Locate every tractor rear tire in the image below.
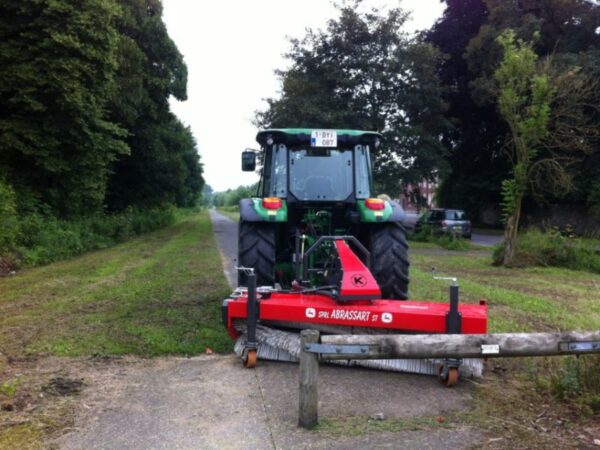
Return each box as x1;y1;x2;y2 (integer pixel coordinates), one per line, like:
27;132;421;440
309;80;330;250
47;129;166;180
370;222;410;300
238;221;276;287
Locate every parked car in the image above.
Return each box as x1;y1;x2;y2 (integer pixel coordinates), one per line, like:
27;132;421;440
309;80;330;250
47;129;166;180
415;208;472;239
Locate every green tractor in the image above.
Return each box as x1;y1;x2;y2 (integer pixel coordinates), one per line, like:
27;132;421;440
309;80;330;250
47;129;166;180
238;128;409;299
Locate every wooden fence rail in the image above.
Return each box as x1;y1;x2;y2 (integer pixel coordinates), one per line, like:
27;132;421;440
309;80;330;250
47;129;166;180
298;329;600;428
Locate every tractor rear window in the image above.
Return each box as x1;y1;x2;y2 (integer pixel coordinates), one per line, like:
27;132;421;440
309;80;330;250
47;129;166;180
289;148;353;201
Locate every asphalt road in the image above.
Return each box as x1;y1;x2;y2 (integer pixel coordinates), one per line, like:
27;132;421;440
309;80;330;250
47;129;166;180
471;233;503;247
209;209;238;288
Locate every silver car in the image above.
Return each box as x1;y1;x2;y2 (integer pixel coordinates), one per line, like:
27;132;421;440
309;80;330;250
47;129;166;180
415;208;472;239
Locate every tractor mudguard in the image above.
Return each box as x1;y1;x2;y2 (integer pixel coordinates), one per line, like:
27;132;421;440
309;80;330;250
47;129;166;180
388;200;406;222
239;199;263;222
239;198;288;222
357;199;405;223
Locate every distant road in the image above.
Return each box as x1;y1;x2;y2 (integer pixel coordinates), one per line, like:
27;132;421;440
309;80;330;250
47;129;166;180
402;212;420;231
471;233;503;247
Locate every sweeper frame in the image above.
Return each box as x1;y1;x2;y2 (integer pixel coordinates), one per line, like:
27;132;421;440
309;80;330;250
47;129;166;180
222;235;488;385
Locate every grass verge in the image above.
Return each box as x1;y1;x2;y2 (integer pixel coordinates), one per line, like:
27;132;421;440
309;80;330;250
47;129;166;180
311;245;600;446
0;211;231;357
408;244;600;446
0;211;232;447
493;228;600;274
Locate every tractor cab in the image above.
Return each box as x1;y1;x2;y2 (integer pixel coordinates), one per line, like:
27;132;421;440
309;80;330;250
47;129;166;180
244;129;381;204
238;128;408;301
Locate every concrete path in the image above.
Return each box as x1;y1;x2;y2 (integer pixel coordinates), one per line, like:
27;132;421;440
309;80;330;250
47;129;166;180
55;355;481;450
55;211;485;449
209;209;238;288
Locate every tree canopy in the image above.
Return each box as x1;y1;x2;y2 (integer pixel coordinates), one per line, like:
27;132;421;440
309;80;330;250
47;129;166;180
0;0;203;218
256;1;450;198
426;0;600;222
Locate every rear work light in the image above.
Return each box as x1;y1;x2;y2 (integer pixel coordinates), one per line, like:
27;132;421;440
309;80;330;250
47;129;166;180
262;197;283;210
365;198;385;211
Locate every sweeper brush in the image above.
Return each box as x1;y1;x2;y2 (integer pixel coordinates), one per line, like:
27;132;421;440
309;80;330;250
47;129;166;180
222;238;488;379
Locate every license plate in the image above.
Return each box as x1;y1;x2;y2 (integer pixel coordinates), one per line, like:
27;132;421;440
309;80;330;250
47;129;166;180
311;129;337;147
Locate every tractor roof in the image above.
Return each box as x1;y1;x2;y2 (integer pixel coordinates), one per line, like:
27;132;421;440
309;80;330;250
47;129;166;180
256;128;382;147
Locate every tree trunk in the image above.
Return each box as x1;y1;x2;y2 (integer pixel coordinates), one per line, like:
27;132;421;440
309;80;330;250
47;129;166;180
503;195;523;266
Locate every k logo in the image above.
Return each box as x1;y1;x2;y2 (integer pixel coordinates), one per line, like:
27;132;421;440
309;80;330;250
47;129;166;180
351;274;367;287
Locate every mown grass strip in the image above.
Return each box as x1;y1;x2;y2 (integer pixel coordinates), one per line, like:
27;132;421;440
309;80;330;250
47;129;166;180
411;250;600;332
409;249;600;332
0;211;232;358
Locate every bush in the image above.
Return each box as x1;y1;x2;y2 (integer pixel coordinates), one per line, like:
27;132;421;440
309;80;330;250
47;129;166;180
0;180;19;251
493;228;600;273
535;355;600;416
14;205;178;266
410;224;471;250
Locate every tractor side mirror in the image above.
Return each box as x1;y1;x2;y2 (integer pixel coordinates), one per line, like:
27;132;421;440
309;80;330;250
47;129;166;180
241;150;256;172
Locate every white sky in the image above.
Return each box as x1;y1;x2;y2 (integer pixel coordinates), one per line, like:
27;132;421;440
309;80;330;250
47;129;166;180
162;0;445;192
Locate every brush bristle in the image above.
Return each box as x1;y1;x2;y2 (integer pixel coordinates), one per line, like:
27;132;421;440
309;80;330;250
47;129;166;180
234;325;483;377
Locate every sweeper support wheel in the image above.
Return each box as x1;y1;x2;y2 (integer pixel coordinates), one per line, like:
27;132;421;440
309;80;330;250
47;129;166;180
242;348;257;369
438;363;459;387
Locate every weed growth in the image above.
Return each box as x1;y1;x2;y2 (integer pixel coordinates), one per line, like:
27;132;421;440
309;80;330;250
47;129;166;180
0;376;22;397
410;224;471;250
534;355;600;416
0;180;18;252
493;227;600;273
12;205;179;266
217;205;239;213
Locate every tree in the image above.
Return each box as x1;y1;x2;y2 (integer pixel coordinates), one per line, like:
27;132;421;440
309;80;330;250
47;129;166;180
495;30;554;264
256;2;450;197
0;0;203;224
0;179;18;251
427;0;600;223
0;0;128;215
106;0;203;210
425;0;510;218
202;184;214;207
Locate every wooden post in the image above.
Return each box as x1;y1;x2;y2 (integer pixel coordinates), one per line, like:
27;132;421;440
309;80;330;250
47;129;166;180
321;331;600;359
299;329;320;429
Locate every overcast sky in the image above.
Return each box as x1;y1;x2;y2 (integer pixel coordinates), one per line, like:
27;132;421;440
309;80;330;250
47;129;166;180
162;0;445;192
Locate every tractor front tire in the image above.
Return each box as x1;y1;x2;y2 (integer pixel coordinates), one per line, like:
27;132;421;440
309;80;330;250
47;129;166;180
238;221;276;287
370;223;410;300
